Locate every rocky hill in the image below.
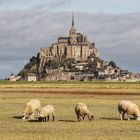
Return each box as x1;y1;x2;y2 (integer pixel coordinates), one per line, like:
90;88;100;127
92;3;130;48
18;50;133;81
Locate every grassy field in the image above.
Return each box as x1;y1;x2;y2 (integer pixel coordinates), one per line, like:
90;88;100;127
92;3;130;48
0;82;140;140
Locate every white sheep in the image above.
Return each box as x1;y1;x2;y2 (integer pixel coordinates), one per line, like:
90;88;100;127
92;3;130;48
118;100;140;121
38;105;55;122
21;99;41;120
75;103;94;121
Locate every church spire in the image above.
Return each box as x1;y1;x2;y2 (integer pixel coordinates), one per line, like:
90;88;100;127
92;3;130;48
72;13;75;26
70;12;76;31
69;13;77;44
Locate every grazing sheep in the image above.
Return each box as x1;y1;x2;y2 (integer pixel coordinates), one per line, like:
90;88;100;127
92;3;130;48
75;103;94;121
38;105;55;122
118;100;140;121
22;99;41;120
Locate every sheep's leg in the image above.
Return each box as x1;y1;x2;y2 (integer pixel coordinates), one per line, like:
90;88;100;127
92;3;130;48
37;109;40;117
34;110;36;116
87;115;91;121
120;112;124;120
82;115;85;121
136;117;140;121
30;113;35;119
127;115;131;121
44;117;47;122
77;115;81;122
39;117;42;122
52;113;55;121
47;116;50;121
120;113;123;120
122;112;125;120
52;115;55;121
43;117;46;122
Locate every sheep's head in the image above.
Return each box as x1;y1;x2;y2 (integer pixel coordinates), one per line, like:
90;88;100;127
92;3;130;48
136;114;140;121
21;105;32;119
21;112;26;120
21;112;30;120
90;115;95;121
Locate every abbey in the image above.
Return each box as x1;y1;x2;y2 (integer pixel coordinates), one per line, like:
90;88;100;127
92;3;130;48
39;14;99;72
18;14;134;81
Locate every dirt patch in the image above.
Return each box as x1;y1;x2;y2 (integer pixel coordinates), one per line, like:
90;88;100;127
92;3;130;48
1;89;140;96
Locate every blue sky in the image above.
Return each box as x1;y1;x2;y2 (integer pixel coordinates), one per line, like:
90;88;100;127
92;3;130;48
0;0;140;79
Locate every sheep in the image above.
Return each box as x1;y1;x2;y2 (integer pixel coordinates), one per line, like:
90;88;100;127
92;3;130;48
21;99;41;120
75;103;94;121
118;100;140;121
38;105;55;122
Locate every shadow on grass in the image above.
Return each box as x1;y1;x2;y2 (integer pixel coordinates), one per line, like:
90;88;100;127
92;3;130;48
13;116;22;119
101;117;138;121
13;116;41;122
28;119;40;122
100;117;120;120
100;117;137;121
28;120;57;123
58;119;76;122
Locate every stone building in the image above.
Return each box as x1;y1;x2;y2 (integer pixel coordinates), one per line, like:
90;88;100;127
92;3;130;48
25;73;37;82
39;14;99;72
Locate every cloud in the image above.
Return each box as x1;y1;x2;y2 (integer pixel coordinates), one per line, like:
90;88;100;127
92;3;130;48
32;0;140;13
0;11;140;78
0;0;140;14
49;0;67;7
0;0;70;11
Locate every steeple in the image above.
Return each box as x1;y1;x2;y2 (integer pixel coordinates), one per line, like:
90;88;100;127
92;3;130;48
69;13;77;44
70;13;76;31
72;13;75;26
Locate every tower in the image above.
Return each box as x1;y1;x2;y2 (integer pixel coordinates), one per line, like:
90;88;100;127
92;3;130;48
69;13;77;44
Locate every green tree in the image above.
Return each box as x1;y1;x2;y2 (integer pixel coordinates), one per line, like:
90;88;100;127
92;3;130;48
109;61;117;68
46;59;60;69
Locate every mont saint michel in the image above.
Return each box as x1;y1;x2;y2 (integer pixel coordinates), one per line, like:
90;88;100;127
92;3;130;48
38;14;99;73
16;15;136;82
